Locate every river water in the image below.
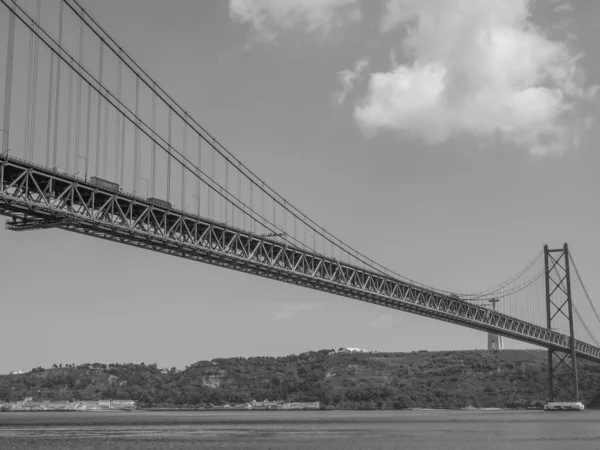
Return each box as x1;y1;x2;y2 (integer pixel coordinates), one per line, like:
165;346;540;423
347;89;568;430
0;409;599;449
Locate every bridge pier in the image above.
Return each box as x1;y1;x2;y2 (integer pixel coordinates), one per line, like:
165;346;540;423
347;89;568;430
487;298;504;351
544;244;580;403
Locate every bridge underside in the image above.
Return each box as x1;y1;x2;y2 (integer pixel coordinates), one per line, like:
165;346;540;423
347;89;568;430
2;155;600;363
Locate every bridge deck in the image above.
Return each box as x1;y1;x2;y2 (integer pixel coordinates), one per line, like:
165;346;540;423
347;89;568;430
2;155;600;363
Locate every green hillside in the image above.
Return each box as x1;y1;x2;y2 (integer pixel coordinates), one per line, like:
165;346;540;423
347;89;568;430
2;350;600;409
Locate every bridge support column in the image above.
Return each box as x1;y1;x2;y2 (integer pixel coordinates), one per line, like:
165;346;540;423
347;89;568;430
487;298;504;350
544;244;580;403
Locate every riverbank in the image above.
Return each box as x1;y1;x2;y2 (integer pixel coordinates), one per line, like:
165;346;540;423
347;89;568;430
2;350;599;410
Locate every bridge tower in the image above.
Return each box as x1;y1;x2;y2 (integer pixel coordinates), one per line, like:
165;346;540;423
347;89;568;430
544;244;579;403
487;298;504;351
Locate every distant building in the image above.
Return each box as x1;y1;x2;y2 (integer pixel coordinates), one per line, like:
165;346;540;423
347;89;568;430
109;400;136;410
337;348;369;354
249;400;320;410
281;401;320;410
9;370;26;375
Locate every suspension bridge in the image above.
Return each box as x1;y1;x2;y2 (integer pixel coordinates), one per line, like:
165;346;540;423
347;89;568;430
1;0;599;403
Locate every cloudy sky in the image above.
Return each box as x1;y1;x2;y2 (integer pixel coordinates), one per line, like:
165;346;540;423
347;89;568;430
1;0;599;373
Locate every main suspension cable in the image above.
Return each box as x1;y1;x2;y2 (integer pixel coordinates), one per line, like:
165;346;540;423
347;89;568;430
570;251;600;326
5;0;561;306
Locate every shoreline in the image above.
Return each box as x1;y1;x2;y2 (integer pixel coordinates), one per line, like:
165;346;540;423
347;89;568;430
1;406;529;413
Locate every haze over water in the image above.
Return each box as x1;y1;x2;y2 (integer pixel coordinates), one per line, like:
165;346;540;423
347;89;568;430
0;410;599;449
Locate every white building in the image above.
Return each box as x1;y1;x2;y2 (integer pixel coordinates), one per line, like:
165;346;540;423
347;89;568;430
337;348;369;354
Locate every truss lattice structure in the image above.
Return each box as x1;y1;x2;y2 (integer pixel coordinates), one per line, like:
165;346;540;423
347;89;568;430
2;155;600;363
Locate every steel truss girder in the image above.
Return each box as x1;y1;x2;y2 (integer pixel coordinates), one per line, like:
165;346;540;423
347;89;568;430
1;156;600;363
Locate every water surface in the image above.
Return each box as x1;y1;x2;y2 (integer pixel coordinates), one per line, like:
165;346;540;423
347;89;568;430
1;409;599;449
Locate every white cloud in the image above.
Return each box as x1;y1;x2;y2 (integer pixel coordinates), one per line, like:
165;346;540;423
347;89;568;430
334;58;370;104
355;0;596;155
554;3;574;14
229;0;362;42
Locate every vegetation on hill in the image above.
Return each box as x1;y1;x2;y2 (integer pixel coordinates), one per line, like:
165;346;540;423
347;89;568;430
2;350;599;409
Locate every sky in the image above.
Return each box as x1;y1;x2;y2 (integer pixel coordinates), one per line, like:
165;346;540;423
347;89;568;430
1;0;600;374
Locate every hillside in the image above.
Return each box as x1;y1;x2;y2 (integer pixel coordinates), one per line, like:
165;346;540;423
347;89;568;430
2;350;600;409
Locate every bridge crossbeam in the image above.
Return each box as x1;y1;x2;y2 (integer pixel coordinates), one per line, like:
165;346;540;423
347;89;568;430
2;155;600;363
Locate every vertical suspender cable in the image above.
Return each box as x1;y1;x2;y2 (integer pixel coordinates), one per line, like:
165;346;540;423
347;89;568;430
118;53;125;187
532;278;535;322
535;271;539;326
237;164;242;227
182;118;187;209
220;157;225;222
242;173;247;230
532;271;536;324
533;269;536;323
540;257;544;326
151;88;156;197
224;159;228;224
230;164;234;224
45;48;55;166
167;108;172;203
1;0;15;155
509;280;513;318
230;163;235;224
85;85;91;179
241;173;246;230
95;42;103;176
52;0;64;169
207;149;212;219
303;218;306;252
273;200;277;236
64;1;74;172
196;137;201;215
531;262;535;324
249;182;253;232
119;91;125;187
65;59;73;172
74;11;83;175
210;146;215;220
133;75;139;193
29;0;41;162
531;269;534;322
282;201;287;240
294;216;297;248
102;69;109;178
261;183;265;234
24;9;35;160
331;239;335;262
115;57;122;183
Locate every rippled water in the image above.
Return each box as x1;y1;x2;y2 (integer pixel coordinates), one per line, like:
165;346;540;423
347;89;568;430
1;409;599;449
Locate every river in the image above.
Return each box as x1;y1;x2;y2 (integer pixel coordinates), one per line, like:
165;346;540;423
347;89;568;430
0;409;599;449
